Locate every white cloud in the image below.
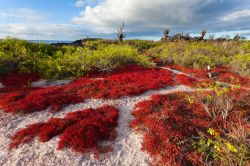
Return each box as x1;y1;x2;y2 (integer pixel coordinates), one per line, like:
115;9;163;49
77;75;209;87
16;8;47;21
0;23;87;40
0;8;47;22
219;9;250;22
72;0;220;33
74;0;102;8
75;0;86;7
0;11;8;18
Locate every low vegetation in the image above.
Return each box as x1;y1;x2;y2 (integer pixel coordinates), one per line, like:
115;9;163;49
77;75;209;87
10;105;119;157
147;40;250;76
130;86;249;165
0;38;153;79
0;38;249;80
0;66;173;113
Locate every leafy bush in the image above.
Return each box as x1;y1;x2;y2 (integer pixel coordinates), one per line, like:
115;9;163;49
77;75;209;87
84;39;111;49
10;105;119;157
0;51;16;75
0;38;65;76
36;46;86;79
188;82;245;120
0;38;154;79
83;45;154;73
1;38;249;79
124;40;158;52
229;54;250;77
147;40;246;69
195;128;249;166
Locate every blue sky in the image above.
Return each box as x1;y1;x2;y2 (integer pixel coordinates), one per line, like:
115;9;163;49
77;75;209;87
0;0;250;40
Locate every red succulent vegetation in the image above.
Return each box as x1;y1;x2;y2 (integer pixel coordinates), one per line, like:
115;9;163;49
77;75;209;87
169;65;250;88
0;66;174;114
10;105;119;157
175;74;197;86
0;73;40;93
168;65;208;79
130;93;211;165
212;67;250;87
130;87;249;165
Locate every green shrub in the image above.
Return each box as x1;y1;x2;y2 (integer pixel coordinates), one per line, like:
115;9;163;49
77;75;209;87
147;40;247;69
125;40;159;52
1;38;249;79
36;46;86;79
0;38;64;76
0;51;16;75
83;45;154;72
195;128;249;166
230;54;250;77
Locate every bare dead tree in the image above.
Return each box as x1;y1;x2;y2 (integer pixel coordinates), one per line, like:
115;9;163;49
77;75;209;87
117;22;126;42
201;29;207;40
163;29;170;39
233;34;241;41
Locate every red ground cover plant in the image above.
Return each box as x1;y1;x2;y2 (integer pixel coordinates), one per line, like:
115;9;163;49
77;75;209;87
0;66;174;114
0;73;40;93
10;105;119;157
169;65;250;87
130;93;211;165
175;74;197;87
211;67;250;87
130;88;250;165
167;65;208;79
175;74;213;88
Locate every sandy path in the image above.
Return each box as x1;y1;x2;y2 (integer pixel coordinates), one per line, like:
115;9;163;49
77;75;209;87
0;84;192;166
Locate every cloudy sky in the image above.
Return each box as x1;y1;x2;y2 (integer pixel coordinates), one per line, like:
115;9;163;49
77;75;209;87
0;0;250;40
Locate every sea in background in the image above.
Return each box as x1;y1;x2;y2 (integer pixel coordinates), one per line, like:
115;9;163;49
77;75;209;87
28;40;73;44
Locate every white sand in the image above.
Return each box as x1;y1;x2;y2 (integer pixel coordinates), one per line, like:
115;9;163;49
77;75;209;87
0;83;4;89
31;79;72;88
0;85;192;166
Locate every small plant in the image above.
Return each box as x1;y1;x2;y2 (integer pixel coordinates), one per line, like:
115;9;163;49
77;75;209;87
230;53;250;77
194;128;249;165
191;82;242;120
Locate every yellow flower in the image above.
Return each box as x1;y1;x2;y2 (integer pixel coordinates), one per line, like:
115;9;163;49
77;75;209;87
207;139;213;146
214;145;221;152
225;142;238;153
207;128;218;136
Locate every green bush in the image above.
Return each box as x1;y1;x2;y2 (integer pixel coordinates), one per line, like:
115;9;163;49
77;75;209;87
0;38;153;79
125;40;158;52
0;38;64;75
83;45;154;72
147;40;246;69
1;38;249;79
0;51;16;75
195;128;249;166
229;54;250;77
